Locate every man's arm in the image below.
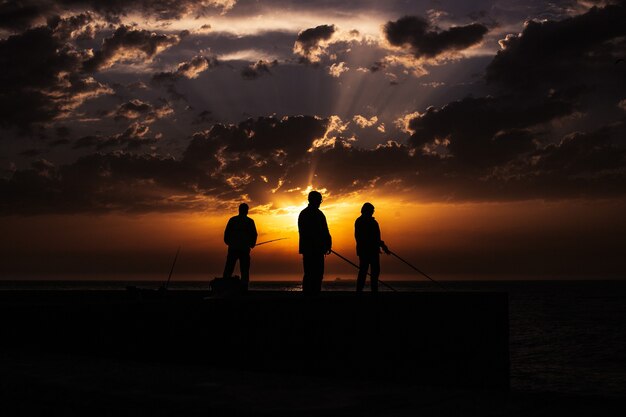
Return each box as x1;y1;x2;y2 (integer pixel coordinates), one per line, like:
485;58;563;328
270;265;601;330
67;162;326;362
223;218;232;246
322;213;332;254
376;221;391;254
250;219;258;248
354;218;363;243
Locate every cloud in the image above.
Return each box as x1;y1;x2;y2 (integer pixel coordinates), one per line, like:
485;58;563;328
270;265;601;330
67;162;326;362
112;99;173;123
19;149;45;157
47;12;101;40
368;61;386;72
176;55;219;79
1;116;329;213
73;122;156;151
328;61;349;77
293;24;336;63
113;100;153;120
100;0;238;20
83;25;183;72
0;1;237;32
353;115;378;128
3;3;626;214
486;4;626;91
383;15;488;59
531;125;626;177
192;110;214;124
241;59;278;79
0;21;112;129
0;1;51;31
152;55;219;83
406;95;574;168
3;111;625;215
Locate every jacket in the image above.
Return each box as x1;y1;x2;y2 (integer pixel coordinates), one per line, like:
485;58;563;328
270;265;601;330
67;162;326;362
224;215;258;250
355;215;383;257
298;205;332;254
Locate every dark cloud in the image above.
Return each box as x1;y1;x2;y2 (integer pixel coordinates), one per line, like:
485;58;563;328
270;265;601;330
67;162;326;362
72;122;156;151
486;4;626;91
81;0;236;21
19;149;44;157
384;15;488;58
293;24;336;63
407;94;574;169
49;138;71;147
114;99;153;120
192;110;214;124
369;61;385;72
1;116;329;213
150;55;219;102
527;123;626;177
241;59;278;79
0;1;48;31
0;154;185;214
294;139;422;197
3;112;626;214
55;126;71;138
47;12;100;40
0;21;111;129
112;99;173;122
3;2;626;215
152;55;219;84
0;1;236;31
83;25;183;72
72;135;101;149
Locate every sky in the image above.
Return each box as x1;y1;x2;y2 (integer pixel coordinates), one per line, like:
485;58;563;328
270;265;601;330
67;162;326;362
1;0;625;281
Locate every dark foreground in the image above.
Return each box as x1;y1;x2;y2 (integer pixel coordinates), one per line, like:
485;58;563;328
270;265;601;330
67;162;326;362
1;290;623;416
3;350;626;417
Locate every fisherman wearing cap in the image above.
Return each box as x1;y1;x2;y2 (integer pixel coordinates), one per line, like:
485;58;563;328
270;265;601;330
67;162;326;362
223;203;258;291
355;202;390;292
298;191;332;294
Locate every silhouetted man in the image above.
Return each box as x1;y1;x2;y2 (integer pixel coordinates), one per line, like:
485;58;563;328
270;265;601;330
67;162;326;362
298;191;332;294
355;202;390;292
223;203;258;291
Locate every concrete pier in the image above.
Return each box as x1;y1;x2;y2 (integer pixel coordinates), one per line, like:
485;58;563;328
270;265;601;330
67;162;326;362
1;291;509;389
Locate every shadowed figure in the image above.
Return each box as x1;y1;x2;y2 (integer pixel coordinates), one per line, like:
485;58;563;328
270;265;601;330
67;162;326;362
298;191;332;295
355;202;390;292
223;203;258;291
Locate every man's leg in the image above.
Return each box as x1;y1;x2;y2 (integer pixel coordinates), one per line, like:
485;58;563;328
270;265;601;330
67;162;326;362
356;256;369;292
239;250;251;291
302;253;312;294
222;248;237;278
313;253;324;293
370;254;380;292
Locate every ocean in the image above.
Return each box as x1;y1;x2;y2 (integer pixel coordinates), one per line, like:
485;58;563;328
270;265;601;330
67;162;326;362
1;279;625;397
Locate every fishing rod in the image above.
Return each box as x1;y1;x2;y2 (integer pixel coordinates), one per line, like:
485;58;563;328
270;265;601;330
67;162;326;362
330;249;397;292
255;237;288;247
163;246;181;290
388;250;448;291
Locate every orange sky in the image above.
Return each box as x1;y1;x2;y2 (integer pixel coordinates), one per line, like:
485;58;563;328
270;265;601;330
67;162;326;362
2;196;625;281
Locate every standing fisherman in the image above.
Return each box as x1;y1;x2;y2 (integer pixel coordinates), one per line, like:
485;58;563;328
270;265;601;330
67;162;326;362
223;203;258;291
298;191;332;295
355;202;390;292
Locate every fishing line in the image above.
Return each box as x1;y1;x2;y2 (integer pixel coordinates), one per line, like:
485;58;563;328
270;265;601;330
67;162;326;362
255;237;289;246
388;250;449;291
330;249;397;292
